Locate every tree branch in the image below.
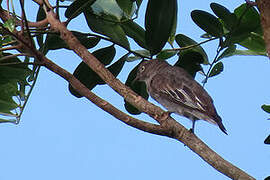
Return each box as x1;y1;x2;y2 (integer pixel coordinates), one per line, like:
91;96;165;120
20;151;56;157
0;11;168;138
257;0;270;57
0;3;256;180
44;7;255;180
42;56;170;137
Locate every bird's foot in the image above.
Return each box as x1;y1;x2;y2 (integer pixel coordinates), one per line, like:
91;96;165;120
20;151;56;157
159;111;172;125
161;111;171;119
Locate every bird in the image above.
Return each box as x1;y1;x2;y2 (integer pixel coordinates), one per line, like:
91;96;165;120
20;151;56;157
134;59;227;134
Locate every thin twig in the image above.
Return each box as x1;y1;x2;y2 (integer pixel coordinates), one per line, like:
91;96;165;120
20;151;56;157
203;47;223;86
0;3;256;180
19;0;34;48
0;53;33;61
173;37;218;51
84;32;150;59
0;61;42;66
44;8;255;180
0;45;20;51
16;66;41;124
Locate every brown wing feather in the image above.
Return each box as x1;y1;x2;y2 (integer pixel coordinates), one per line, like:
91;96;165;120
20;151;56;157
149;65;219;119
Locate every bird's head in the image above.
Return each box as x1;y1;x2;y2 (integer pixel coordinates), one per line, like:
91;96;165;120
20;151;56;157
133;59;164;83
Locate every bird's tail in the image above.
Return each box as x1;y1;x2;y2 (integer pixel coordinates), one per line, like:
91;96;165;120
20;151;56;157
215;115;228;135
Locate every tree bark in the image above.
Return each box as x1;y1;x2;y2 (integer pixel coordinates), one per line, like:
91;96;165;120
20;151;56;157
257;0;270;57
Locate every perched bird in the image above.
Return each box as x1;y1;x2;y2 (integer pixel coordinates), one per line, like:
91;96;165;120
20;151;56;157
134;59;227;134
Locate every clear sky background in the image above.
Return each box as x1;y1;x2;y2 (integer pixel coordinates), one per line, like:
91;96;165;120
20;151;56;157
0;0;269;180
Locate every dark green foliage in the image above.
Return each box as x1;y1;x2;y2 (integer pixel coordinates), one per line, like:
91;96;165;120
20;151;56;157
145;0;177;55
262;105;270;114
42;31;100;54
210;3;237;31
209;62;223;77
0;53;32;114
65;0;97;19
157;50;177;60
264;135;270;145
174;51;204;79
69;45;116;98
36;6;46;48
175;34;208;64
121;20;147;49
124;63;149;114
1;1;267;128
84;11;130;49
115;0;135;17
217;45;237;61
191;10;224;38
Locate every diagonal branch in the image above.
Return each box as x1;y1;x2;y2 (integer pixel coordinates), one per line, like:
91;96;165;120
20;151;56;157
257;0;270;57
0;3;255;180
44;8;255;180
0;16;168;138
42;55;169;137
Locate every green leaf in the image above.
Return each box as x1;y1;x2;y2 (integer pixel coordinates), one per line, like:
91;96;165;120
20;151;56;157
69;62;103;98
116;0;136;18
157;49;177;60
124;63;149;114
121;20;147;49
239;32;266;52
226;3;261;44
0;118;16;124
234;3;260;33
43;33;67;52
209;62;224;77
264;135;270;144
217;45;236;60
1;36;13;45
69;45;116;98
91;0;126;21
3;18;16;32
126;56;142;62
0;53;32;82
0;53;32;113
145;0;177;55
107;54;127;77
135;0;143;10
73;32;100;49
175;34;209;64
210;3;237;31
191;10;224;37
43;31;100;53
65;0;97;19
92;45;116;65
174;51;203;78
134;0;143;17
232;49;267;56
126;49;150;62
168;2;178;46
262;105;270;114
0;92;18;113
36;6;46;48
84;11;130;49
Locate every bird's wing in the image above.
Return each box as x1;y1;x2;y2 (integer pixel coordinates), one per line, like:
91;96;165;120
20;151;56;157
150;69;212;113
149;66;227;134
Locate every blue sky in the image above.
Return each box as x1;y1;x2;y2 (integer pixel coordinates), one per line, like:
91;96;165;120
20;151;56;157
0;0;269;180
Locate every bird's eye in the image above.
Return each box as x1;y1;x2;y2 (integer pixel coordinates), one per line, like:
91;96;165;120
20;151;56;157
140;65;145;72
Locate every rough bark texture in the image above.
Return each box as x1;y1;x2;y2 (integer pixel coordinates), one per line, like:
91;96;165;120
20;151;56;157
257;0;270;57
0;2;257;179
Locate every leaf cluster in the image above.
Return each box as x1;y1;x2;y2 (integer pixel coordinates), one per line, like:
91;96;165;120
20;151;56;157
0;1;266;123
